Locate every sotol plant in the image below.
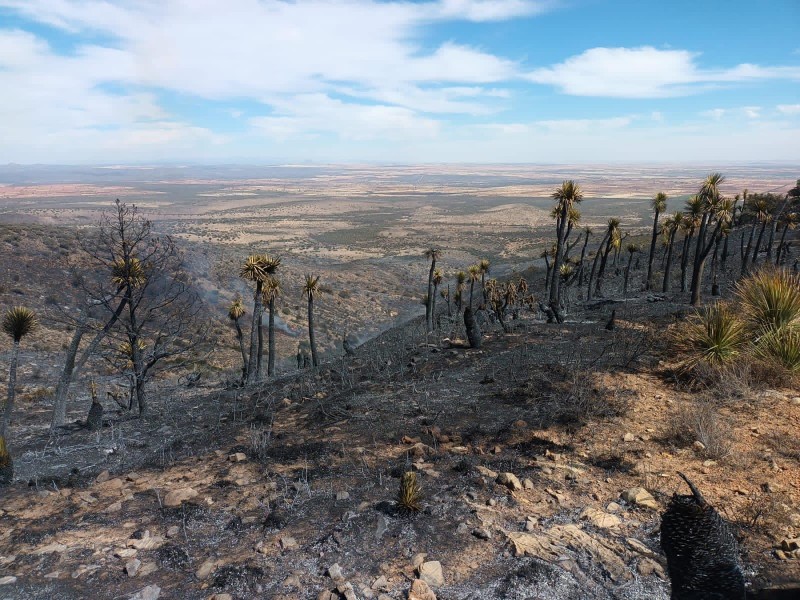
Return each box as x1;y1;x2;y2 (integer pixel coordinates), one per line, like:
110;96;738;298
397;471;422;514
674;303;746;370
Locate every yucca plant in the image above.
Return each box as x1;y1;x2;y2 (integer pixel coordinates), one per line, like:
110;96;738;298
241;254;281;383
735;269;800;335
753;328;800;372
2;306;37;439
303;274;321;367
0;435;11;484
111;256;147;288
228;295;248;378
674;303;746;370
397;471;422;514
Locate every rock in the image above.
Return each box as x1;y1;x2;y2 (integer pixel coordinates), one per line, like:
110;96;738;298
692;441;706;452
129;585;161;600
472;528;492;540
115;548;138;559
372;575;389;591
211;595;233;600
637;558;666;579
621;487;658;510
228;452;247;462
166;525;180;539
337;582;358;600
138;562;158;577
280;536;298;550
417;561;444;587
622;433;635;442
781;538;800;552
125;558;141;577
626;538;657;558
475;465;497;478
195;559;216;580
606;502;622;513
408;579;437;600
0;576;17;585
497;472;522;491
163;488;198;508
336;491;350;501
412;553;427;568
522;478;534;490
579;507;622;529
507;524;631;582
327;563;345;583
525;516;538;532
36;542;67;554
375;515;388;539
284;574;301;588
95;470;110;483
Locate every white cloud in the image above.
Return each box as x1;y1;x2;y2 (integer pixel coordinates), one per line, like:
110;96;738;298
777;104;800;115
526;47;800;98
250;94;441;142
702;108;727;120
742;106;761;119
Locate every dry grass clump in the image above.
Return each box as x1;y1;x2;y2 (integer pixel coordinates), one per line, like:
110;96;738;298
673;268;800;383
397;471;422;514
664;400;733;460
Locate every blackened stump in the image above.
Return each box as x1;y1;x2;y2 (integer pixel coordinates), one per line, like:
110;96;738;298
660;472;745;600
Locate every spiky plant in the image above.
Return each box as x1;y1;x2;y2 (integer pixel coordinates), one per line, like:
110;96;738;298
397;471;422;514
303;274;321;367
467;264;481;309
753;328;800;372
674;303;746;370
240;254;281;382
424;248;441;332
262;276;282;377
111;256;147;288
0;435;11;484
1;306;37;439
735;269;800;335
646;192;668;290
431;268;443;326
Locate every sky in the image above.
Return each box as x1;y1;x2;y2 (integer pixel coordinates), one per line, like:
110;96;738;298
1;0;799;164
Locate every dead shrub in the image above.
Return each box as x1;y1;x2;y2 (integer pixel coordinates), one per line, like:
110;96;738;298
664;399;733;460
735;488;795;535
536;370;633;429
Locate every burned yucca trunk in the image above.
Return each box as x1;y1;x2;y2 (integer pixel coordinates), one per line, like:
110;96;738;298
464;307;481;348
86;381;104;432
660;472;745;600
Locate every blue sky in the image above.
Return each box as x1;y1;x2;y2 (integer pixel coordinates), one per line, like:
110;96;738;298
1;0;799;163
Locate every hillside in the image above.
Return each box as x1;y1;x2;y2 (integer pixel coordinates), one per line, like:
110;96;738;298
1;284;798;599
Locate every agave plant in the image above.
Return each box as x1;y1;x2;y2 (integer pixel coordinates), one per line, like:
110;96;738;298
1;306;37;439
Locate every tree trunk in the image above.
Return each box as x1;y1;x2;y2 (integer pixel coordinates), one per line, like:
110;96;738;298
662;228;677;292
766;198;789;261
690;218;723;306
594;238;613;298
267;296;276;377
0;341;20;440
234;319;248;377
469;280;475;311
246;282;263;384
710;236;721;296
751;219;768;268
624;253;634;296
679;231;693;293
425;257;435;332
577;233;591;286
464;307;481;348
50;321;87;431
776;223;790;265
432;283;439;327
549;208;568;311
587;231;610;300
742;222;757;274
308;296;318;367
646;210;660;290
51;296;128;431
446;284;452;317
